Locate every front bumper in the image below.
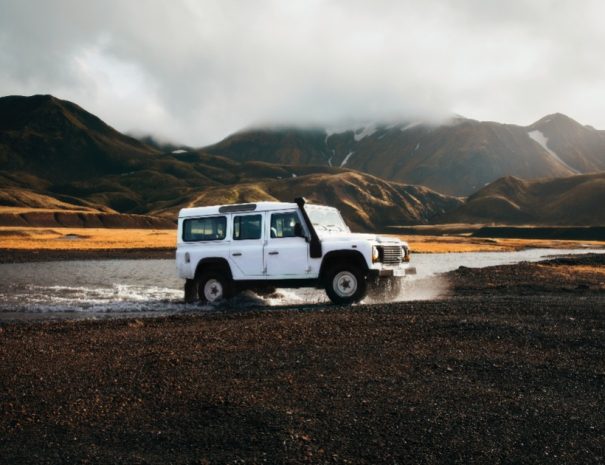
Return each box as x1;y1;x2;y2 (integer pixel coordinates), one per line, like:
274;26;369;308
369;266;417;278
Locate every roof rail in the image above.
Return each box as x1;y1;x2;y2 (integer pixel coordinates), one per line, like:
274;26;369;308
218;203;257;213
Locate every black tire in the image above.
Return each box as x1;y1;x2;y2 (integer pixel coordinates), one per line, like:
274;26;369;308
386;277;403;299
197;271;233;304
184;279;197;303
324;265;367;305
368;277;403;301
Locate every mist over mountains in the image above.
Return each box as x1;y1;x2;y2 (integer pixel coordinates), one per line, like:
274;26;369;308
1;94;604;230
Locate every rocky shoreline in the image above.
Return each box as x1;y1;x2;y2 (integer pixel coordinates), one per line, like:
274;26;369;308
1;255;604;464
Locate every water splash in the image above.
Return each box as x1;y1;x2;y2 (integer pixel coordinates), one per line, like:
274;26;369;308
1;248;602;320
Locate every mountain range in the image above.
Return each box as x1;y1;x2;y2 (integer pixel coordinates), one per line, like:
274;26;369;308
0;94;604;230
206;115;605;196
0;95;459;230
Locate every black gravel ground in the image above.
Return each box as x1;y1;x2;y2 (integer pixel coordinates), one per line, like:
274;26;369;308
1;256;604;464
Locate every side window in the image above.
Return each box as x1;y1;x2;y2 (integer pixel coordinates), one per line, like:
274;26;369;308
183;216;226;241
233;214;262;240
270;212;301;238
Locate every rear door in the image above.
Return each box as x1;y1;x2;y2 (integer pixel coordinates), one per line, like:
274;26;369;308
265;210;310;278
229;213;265;278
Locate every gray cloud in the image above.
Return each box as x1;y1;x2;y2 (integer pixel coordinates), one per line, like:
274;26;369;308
1;0;604;145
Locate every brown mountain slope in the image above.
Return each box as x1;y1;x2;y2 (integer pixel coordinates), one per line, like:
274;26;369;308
0;95;157;184
48;153;353;216
0;187;174;228
0;187;114;212
204;116;605;196
436;172;605;225
204;128;330;165
1;167;462;231
161;171;463;232
528;113;605;173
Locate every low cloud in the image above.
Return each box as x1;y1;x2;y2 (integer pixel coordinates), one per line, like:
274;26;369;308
1;0;604;146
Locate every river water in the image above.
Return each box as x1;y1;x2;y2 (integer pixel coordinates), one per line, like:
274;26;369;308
0;248;602;321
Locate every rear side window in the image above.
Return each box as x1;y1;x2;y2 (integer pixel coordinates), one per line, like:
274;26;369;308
270;212;300;238
183;216;226;241
233;214;262;240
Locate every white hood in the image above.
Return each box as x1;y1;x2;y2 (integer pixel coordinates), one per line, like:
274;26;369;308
317;230;402;245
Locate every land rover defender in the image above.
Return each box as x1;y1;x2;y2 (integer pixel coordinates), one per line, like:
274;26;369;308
176;198;416;305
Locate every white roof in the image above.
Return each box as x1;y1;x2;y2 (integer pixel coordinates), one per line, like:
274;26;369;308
179;201;297;218
178;201;336;218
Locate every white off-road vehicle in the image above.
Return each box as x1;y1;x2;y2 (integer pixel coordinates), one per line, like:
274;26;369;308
176;198;416;305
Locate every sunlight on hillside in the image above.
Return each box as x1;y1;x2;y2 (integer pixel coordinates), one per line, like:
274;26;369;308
0;227;176;250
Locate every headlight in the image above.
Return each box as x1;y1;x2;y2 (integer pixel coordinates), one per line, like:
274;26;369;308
372;246;380;263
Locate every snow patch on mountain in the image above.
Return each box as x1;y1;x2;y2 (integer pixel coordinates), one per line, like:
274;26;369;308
401;122;422;132
325;124;354;141
325;124;377;142
527;130;579;174
354;125;377;141
340;151;354;167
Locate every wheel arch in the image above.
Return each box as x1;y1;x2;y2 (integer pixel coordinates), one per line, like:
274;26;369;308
194;257;233;280
319;250;369;282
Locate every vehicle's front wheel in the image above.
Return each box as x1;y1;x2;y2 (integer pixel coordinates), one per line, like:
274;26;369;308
197;271;233;304
385;277;403;299
368;277;403;301
325;265;367;305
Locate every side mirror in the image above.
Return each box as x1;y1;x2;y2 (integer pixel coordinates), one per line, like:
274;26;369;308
294;223;304;238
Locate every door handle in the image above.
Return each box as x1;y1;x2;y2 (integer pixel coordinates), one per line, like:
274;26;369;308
232;252;242;257
268;251;279;255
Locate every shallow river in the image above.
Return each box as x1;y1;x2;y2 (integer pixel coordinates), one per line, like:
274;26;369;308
0;248;602;321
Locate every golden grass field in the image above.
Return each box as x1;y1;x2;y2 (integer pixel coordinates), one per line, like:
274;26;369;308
0;227;176;250
0;226;603;254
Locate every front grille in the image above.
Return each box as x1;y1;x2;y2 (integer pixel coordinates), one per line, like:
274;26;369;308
381;245;402;265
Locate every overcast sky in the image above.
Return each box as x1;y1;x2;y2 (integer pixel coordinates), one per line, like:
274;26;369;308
1;0;603;146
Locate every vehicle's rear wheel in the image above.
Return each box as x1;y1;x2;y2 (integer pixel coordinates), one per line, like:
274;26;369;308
184;279;197;303
197;271;233;304
325;265;367;305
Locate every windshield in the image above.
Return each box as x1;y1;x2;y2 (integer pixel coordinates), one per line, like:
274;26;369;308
306;206;349;233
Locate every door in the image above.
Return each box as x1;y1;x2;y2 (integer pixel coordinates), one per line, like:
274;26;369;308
265;210;310;278
229;213;265;278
